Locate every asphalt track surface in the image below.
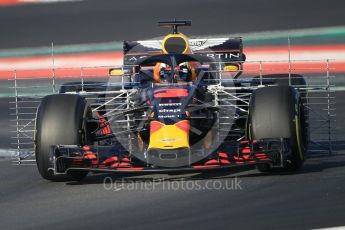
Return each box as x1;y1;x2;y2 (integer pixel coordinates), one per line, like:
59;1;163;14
1;153;345;230
1;0;345;49
0;92;344;230
1;1;345;229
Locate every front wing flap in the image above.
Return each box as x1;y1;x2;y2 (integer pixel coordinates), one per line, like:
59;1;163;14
49;140;287;175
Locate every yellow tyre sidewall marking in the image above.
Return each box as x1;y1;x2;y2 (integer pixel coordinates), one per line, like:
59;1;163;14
295;103;304;161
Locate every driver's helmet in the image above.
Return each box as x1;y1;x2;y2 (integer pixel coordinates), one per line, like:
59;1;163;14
158;63;171;83
177;62;192;82
156;62;192;83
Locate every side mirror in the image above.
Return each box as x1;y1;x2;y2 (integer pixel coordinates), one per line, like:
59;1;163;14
223;64;240;72
109;68;132;76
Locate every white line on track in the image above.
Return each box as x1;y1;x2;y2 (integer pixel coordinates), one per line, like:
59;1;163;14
208;25;345;40
314;226;345;230
0;149;17;158
19;0;83;3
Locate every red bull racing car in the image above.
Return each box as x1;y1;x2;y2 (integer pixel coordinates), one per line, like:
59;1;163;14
35;20;308;181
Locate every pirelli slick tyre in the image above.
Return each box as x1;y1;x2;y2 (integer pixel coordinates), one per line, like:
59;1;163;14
247;86;307;172
35;94;91;181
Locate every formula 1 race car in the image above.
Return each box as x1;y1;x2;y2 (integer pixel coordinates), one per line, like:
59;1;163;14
34;20;309;181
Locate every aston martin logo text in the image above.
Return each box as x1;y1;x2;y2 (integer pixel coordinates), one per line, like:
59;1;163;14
205;53;240;59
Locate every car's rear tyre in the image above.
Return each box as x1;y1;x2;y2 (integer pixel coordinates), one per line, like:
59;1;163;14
35;94;91;181
247;86;307;172
252;73;308;102
251;74;306;87
59;81;106;94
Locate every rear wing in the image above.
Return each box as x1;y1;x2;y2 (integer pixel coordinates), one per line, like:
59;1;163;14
123;37;245;65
